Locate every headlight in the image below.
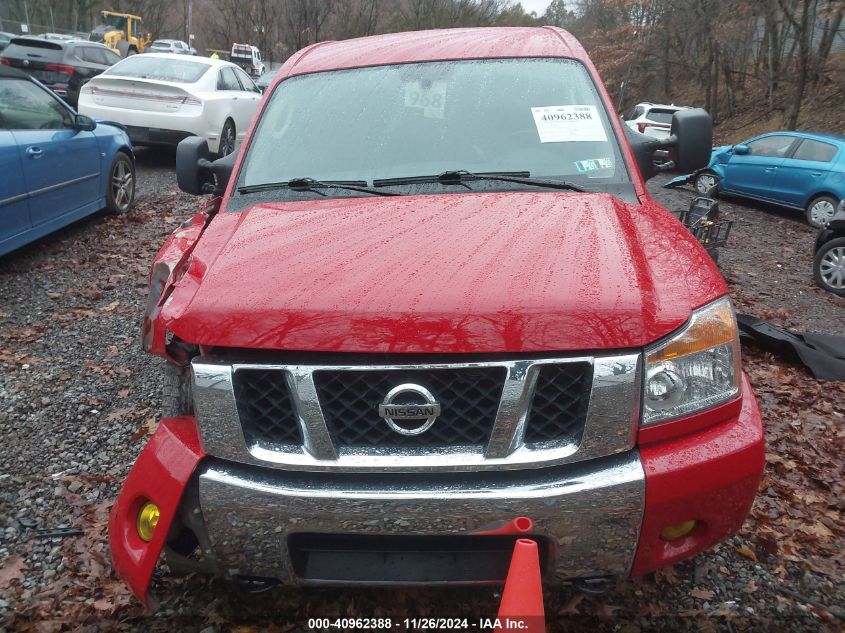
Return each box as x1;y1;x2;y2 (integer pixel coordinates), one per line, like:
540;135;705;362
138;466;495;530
643;297;741;425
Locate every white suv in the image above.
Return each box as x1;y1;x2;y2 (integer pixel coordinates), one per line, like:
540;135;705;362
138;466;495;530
622;102;689;140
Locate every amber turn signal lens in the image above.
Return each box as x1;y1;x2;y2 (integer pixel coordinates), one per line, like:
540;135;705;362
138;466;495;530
137;501;160;542
647;299;737;364
660;520;697;541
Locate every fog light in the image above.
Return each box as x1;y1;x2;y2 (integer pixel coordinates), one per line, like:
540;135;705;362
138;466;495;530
660;520;697;541
137;501;160;542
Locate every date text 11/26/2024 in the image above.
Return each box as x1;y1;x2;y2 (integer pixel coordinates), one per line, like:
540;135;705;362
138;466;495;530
306;617;536;630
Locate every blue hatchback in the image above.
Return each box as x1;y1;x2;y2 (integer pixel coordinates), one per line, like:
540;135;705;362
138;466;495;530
0;65;135;257
691;131;845;228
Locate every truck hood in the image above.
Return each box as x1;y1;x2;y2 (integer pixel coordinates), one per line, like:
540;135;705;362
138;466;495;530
166;192;727;354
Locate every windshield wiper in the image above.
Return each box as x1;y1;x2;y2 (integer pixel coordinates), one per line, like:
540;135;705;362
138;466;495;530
373;170;590;193
237;177;400;197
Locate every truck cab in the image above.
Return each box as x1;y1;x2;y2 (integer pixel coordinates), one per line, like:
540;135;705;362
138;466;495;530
230;43;265;77
111;27;764;604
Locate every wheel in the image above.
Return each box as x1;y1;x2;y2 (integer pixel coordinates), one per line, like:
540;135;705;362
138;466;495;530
218;119;236;158
805;195;838;229
106;152;135;214
694;171;720;196
813;237;845;297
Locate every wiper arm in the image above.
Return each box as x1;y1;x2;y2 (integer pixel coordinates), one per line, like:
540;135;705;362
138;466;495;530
373;171;528;187
373;170;590;193
237;177;400;197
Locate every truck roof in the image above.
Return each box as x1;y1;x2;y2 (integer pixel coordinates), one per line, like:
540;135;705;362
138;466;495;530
288;27;584;76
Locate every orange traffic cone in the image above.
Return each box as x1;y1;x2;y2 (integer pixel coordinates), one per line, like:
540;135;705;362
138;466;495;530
495;538;545;633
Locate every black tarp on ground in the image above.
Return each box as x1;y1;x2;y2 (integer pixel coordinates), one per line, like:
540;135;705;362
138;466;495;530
737;314;845;381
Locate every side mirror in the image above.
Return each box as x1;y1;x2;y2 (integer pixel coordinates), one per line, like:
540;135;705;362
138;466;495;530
668;108;713;173
624;108;713;181
733;144;750;155
75;113;97;132
176;136;236;196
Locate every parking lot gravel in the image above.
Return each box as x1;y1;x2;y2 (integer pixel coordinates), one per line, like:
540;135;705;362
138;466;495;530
0;151;843;632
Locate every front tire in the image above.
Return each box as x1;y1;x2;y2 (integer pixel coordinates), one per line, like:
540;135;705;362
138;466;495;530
218;119;236;158
106;152;135;214
694;171;720;197
805;195;837;229
813;237;845;296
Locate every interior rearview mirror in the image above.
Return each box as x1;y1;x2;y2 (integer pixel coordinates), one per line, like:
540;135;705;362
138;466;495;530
176;137;236;196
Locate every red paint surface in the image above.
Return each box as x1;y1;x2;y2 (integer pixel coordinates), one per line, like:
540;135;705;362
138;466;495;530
109;417;205;604
156;192;724;354
631;374;765;576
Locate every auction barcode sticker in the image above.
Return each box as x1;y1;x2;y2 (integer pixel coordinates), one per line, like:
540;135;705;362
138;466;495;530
403;80;447;119
531;105;607;143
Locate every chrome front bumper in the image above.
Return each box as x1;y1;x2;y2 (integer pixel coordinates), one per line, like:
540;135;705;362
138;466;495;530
196;450;645;585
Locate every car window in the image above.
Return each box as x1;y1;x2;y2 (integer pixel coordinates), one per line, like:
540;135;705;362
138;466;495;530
233;67;259;92
792;139;838;163
105;56;210;82
0;78;74;130
238;58;631;193
3;38;65;63
217;67;241;91
79;46;106;65
645;108;675;124
746;135;797;158
102;48;121;65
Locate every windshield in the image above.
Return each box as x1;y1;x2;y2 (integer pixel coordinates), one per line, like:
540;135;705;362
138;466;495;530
104;56;210;83
236;58;631;199
105;15;127;30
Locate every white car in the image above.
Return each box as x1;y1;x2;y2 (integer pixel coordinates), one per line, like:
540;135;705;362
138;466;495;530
622;102;689;140
148;39;195;55
78;53;261;156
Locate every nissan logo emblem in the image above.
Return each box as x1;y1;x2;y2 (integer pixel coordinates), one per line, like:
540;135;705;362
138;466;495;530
377;383;441;436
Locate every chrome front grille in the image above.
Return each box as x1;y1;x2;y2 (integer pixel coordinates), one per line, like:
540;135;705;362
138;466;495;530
314;368;507;447
191;353;641;473
233;369;301;447
524;363;592;444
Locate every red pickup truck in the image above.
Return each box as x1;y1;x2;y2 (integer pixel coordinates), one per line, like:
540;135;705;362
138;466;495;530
112;27;764;603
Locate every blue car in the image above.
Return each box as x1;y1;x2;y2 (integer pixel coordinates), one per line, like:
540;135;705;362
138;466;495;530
688;131;845;228
0;64;135;257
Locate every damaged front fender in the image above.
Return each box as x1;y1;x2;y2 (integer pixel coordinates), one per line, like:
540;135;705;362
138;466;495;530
142;197;220;361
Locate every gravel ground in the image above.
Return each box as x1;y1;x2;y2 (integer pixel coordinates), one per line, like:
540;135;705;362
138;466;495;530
0;154;843;632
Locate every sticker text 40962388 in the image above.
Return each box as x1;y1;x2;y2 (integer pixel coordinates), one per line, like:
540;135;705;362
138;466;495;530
530;105;607;144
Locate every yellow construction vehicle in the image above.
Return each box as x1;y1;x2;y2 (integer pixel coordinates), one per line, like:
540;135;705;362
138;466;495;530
89;11;152;57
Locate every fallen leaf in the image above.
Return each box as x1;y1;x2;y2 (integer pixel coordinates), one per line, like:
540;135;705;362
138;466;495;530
735;545;758;562
130;417;158;443
101;300;120;312
690;587;715;600
0;555;27;589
